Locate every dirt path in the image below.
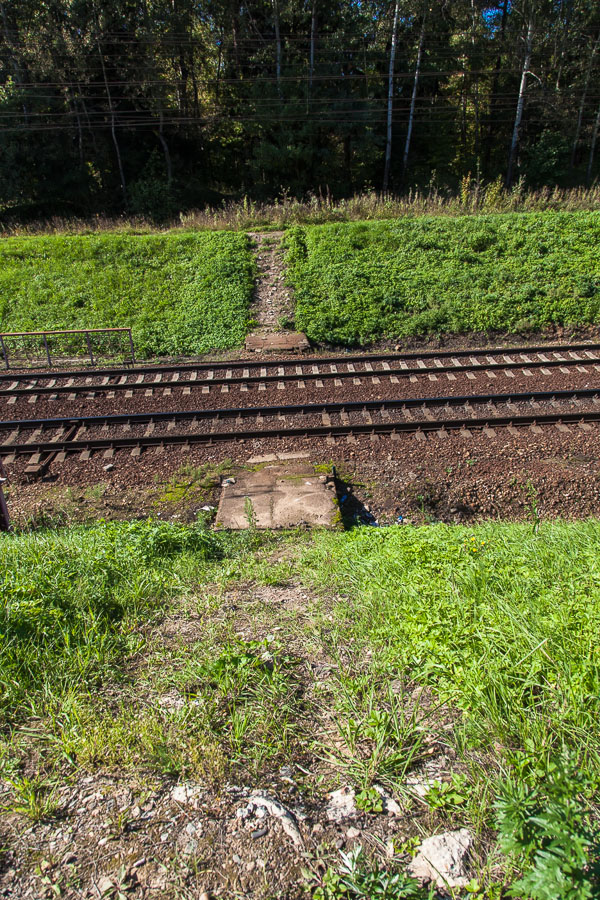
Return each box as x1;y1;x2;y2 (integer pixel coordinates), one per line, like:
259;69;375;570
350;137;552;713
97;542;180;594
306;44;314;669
248;232;294;332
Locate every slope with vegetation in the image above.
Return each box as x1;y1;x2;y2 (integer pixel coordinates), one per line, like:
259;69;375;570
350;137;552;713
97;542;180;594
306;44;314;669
1;517;600;897
285;211;600;345
0;231;256;357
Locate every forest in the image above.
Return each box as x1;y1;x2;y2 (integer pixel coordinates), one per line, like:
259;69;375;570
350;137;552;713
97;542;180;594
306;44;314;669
1;0;600;220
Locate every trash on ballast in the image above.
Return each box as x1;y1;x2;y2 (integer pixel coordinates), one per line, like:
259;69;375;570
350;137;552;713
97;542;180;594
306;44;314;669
223;477;236;485
396;514;404;524
200;505;215;511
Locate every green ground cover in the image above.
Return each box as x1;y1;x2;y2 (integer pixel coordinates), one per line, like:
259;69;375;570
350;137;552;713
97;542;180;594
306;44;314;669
2;517;600;896
285;211;600;345
0;231;255;356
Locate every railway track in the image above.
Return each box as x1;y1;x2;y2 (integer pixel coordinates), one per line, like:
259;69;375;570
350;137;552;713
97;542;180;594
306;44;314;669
2;388;600;471
2;341;600;403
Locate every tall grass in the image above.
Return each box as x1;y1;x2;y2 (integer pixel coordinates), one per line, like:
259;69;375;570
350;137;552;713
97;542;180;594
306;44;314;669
300;521;600;765
0;520;253;723
2;180;599;236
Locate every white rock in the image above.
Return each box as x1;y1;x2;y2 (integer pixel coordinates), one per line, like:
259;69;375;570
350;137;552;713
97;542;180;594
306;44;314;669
373;785;402;816
408;828;473;889
249;792;304;847
171;783;203;807
326;786;356;822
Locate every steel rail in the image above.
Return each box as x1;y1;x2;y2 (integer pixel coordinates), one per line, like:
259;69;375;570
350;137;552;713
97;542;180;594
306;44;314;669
2;410;600;457
1;387;599;435
1;340;599;383
1;353;599;399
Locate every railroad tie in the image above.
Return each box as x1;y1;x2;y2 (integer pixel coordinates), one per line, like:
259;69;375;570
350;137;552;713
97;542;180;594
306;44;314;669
346;434;356;443
221;384;229;393
154;374;162;383
459;427;473;438
483;426;496;437
190;371;198;381
136;375;144;384
226;370;232;379
321;412;331;426
183;387;191;394
28;395;38;404
126;390;133;398
428;374;438;381
381;362;391;370
26;428;42;444
446;372;456;381
295;366;302;375
554;421;570;433
258;384;266;391
163;387;172;396
521;368;533;376
417;360;426;369
390;375;399;383
103;448;114;459
329;365;337;373
530;423;543;434
240;384;249;392
277;382;285;390
414;429;426;442
353;377;361;385
372;376;381;384
466;372;476;380
334;378;342;386
243;369;250;378
362;408;373;424
145;388;153;397
504;369;515;378
409;375;418;383
486;370;497;379
436;427;449;439
171;372;180;382
297;381;306;389
316;379;324;388
347;363;356;372
261;368;267;377
145;422;155;436
340;411;350;425
579;422;593;431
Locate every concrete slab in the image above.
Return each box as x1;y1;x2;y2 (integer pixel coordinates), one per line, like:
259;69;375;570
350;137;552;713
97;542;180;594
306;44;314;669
245;332;311;352
216;464;337;529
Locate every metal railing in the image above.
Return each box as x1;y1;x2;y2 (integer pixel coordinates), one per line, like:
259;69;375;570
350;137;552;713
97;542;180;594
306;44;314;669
0;327;135;369
0;459;9;531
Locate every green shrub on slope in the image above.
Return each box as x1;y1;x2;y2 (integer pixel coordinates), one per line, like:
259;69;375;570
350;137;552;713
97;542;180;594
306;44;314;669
0;231;255;356
286;212;600;344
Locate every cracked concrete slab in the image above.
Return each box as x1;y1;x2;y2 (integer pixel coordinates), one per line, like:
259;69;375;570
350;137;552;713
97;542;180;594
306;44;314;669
216;464;337;529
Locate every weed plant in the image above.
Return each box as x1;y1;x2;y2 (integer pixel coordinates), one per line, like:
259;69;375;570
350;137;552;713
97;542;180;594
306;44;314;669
285;211;600;344
4;182;600;235
0;231;255;357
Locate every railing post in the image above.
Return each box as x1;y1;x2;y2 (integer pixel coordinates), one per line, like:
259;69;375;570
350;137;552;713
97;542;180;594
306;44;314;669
0;335;8;369
42;332;52;366
85;331;95;366
128;328;135;364
0;460;10;532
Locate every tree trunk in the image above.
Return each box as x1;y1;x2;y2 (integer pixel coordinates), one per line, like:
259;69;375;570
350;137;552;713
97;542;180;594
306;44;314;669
402;7;426;180
97;37;127;203
156;112;173;186
273;0;282;97
506;17;533;189
383;0;400;193
309;0;316;98
570;33;599;169
586;101;600;185
484;0;509;171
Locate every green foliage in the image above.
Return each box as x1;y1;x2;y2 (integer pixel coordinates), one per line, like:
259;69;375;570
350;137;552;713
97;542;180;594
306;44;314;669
0;231;255;357
300;521;600;756
496;749;600;899
307;846;433;900
425;773;469;812
286;212;600;345
0;520;254;722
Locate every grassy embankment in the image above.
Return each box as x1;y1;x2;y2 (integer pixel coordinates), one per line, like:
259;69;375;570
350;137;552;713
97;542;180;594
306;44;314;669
285;211;600;345
0;231;255;357
2;517;600;896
